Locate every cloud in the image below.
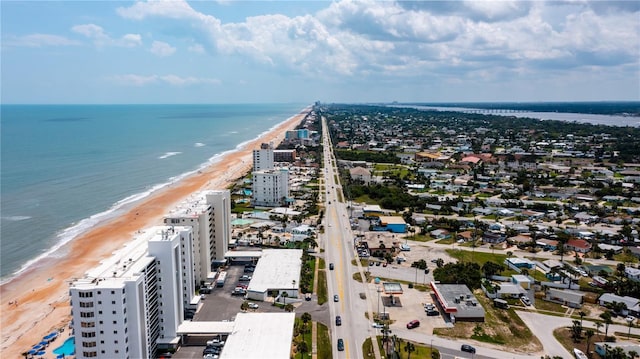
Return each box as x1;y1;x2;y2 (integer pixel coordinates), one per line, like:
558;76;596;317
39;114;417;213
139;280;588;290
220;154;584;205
150;40;176;57
109;74;220;86
72;23;142;48
4;33;81;47
114;0;639;81
188;43;205;54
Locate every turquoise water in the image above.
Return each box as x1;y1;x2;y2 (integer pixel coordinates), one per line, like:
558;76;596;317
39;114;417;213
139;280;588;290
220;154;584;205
0;104;306;281
53;336;75;356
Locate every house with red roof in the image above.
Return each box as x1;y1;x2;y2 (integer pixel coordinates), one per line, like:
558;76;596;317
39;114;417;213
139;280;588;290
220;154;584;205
565;238;592;253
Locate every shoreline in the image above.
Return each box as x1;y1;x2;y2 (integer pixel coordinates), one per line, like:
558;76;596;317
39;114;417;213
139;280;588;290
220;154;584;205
0;108;309;357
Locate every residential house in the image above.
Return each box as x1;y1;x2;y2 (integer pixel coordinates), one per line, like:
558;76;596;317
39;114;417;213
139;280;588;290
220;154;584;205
349;166;372;184
545;288;585;308
565;239;592;253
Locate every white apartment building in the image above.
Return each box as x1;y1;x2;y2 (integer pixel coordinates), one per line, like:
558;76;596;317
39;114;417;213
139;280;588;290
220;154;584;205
164;190;231;284
69;226;195;359
253;142;275;171
252;168;289;207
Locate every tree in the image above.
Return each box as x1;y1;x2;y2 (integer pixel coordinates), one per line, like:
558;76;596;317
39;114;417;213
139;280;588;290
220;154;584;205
241;301;249;311
594;321;603;335
301;312;312;343
600;311;613;338
285;303;295;312
281;292;289;306
585;328;595;358
404;341;416;359
579;310;587;327
297;341;308;358
570;320;583;342
482;261;505;278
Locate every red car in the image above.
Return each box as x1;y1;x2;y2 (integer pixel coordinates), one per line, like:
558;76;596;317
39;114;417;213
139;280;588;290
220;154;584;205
406;320;420;329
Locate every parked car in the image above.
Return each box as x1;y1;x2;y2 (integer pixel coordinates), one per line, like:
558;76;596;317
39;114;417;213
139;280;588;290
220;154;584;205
461;344;476;353
248;302;259;309
334;294;339;302
335;315;342;326
329;263;334;270
239;275;252;281
305;293;312;301
406;320;420;329
372;322;384;328
521;297;532;306
337;339;344;351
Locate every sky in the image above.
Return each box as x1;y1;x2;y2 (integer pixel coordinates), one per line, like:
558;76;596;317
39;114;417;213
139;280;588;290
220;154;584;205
1;0;639;104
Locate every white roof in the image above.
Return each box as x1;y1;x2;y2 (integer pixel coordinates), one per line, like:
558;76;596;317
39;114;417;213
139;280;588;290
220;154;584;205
248;249;302;293
176;321;236;335
220;313;295;359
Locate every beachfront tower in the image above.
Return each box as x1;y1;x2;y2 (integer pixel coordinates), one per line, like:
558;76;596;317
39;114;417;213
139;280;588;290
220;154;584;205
69;226;195;359
252;168;290;207
253;142;275;171
164;190;231;285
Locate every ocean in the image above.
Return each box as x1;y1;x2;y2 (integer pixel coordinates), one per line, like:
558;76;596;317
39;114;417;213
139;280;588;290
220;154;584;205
0;104;306;282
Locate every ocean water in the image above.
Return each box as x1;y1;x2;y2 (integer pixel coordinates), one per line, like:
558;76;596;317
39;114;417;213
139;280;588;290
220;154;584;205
0;104;306;281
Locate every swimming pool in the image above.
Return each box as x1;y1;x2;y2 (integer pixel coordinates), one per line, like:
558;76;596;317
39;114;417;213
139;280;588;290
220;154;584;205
53;336;75;356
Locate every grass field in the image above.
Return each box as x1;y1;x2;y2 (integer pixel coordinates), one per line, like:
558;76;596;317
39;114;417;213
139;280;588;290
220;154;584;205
317;270;328;305
317;322;332;359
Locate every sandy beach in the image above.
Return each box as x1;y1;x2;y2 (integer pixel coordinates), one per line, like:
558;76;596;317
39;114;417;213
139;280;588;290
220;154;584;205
0;109;308;357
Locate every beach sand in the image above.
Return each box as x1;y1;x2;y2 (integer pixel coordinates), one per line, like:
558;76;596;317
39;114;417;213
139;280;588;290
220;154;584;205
0;109;308;357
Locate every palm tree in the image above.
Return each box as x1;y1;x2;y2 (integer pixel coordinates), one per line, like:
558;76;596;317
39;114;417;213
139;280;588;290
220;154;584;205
579;310;587;327
301;312;312;344
404;341;416;359
285;303;294;312
281;292;289;306
585;329;595;358
594;321;603;335
297;341;308;358
240;301;249;312
600;311;613;338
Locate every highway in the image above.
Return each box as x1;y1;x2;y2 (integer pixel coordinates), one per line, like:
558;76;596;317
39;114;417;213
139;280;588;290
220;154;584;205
320;116;381;359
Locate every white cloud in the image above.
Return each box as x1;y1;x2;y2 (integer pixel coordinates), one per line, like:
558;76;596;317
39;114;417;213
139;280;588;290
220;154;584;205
150;40;176;57
110;74;159;86
115;0;639;81
72;23;142;48
188;43;205;54
4;33;81;47
109;74;220;86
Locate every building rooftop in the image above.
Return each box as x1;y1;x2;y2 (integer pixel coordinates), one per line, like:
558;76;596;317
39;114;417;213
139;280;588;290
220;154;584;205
219;313;295;359
248;249;302;293
430;282;485;320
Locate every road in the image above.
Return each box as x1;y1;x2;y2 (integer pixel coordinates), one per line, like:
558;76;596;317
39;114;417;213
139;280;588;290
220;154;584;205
321;116;381;359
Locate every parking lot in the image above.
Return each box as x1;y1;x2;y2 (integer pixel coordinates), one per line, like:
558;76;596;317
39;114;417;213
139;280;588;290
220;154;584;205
171;262;283;359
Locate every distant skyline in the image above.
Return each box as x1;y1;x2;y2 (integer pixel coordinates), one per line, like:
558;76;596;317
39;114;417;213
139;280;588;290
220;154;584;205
2;0;639;104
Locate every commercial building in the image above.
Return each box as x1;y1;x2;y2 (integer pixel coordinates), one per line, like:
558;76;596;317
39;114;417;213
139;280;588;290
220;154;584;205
220;313;295;359
430;282;486;322
273;149;297;163
164;190;231;284
69;226;196;359
377;216;408;233
246;249;302;301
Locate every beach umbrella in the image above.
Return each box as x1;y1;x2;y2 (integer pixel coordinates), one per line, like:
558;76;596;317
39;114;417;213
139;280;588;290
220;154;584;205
32;344;44;350
27;349;38;355
36;351;46;356
56;354;65;359
39;340;49;346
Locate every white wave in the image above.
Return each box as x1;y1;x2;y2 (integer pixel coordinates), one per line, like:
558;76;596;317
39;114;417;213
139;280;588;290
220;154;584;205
158;151;181;159
194;142;205;147
2;215;32;221
228;131;239;134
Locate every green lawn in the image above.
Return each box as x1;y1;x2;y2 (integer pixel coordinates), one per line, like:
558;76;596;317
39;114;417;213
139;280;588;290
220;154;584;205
317;323;332;359
445;249;508;266
317;270;328;305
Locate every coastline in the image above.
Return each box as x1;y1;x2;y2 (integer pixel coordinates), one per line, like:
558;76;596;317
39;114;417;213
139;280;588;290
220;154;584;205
0;108;309;357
